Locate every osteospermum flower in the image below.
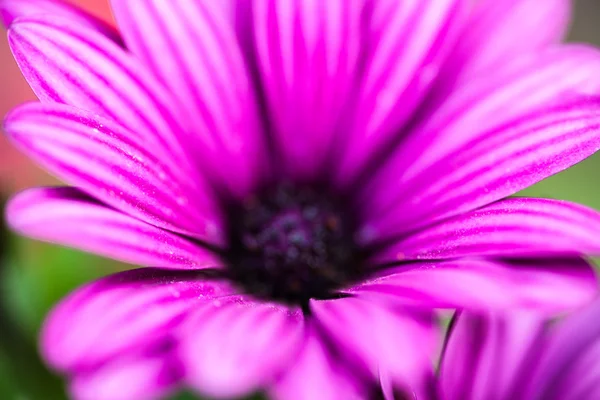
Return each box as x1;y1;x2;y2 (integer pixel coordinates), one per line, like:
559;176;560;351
4;0;600;398
438;303;600;400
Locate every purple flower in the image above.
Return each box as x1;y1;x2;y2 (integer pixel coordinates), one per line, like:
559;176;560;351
437;301;600;400
3;0;600;398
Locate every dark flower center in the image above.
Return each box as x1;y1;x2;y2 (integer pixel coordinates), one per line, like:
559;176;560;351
224;183;363;307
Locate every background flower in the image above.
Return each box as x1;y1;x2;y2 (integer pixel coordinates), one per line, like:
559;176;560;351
438;298;600;400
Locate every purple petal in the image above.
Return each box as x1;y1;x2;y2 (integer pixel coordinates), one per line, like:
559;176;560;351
373;45;600;207
5;103;221;241
69;352;181;400
363;98;600;237
350;258;596;314
446;0;570;86
270;324;365;400
7;15;196;174
383;198;600;260
527;299;600;400
336;0;469;185
440;312;547;400
532;343;600;400
41;268;233;372
311;297;438;396
110;0;266;198
554;348;600;400
249;0;365;180
6;187;219;269
0;0;122;45
180;297;304;399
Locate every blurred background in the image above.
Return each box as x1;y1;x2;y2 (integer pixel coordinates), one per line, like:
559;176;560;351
1;0;600;399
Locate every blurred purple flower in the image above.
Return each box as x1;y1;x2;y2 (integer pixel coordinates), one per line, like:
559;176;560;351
438;301;600;400
3;0;600;398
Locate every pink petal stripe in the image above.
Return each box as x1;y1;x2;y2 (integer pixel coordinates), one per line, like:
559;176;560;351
381;198;600;260
311;297;438;396
5;103;222;241
379;45;600;192
110;0;266;198
181;297;304;399
336;0;469;185
538;340;600;400
364;98;600;237
555;341;600;400
350;258;596;314
0;0;122;44
270;324;365;400
440;312;547;400
6;187;219;269
528;299;600;400
42;268;233;372
252;0;364;180
8;15;197;176
70;352;180;400
448;0;571;86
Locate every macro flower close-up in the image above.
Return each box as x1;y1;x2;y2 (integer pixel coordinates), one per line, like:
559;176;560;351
3;0;600;399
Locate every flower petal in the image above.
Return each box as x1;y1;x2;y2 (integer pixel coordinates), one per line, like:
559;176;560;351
7;14;195;173
181;297;304;399
375;45;600;201
110;0;266;198
384;198;600;259
336;0;469;184
251;0;364;180
364;98;600;237
5;103;221;241
448;0;570;85
69;350;181;400
41;268;232;372
270;324;365;400
311;297;438;396
6;187;218;269
528;299;600;400
548;341;600;400
414;0;571;119
350;258;596;314
440;312;547;400
0;0;122;45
